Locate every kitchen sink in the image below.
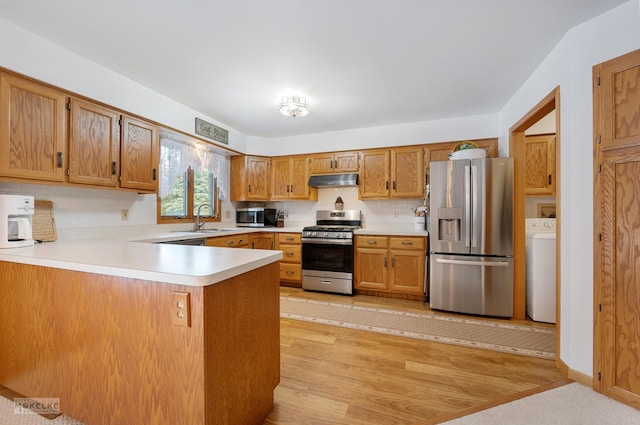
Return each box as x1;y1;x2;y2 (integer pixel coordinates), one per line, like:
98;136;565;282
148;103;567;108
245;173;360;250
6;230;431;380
171;229;225;234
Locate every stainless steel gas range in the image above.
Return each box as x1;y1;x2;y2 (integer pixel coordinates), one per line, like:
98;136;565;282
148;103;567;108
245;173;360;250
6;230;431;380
301;210;361;295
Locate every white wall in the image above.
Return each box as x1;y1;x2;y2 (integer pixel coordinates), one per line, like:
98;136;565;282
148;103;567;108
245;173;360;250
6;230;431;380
498;0;640;376
0;18;248;154
246;114;500;156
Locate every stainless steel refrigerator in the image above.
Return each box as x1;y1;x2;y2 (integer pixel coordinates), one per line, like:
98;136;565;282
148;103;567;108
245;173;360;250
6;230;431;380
429;157;514;317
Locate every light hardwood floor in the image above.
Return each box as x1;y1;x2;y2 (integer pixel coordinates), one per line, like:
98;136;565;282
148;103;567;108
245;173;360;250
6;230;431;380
264;288;564;425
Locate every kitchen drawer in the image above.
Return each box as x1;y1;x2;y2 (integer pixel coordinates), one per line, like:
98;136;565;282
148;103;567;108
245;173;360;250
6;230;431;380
279;263;301;282
389;237;426;250
279;244;301;263
356;236;388;248
206;236;250;248
277;233;301;244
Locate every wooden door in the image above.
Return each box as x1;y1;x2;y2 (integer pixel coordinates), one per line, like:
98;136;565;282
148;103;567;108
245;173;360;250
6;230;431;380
389;249;425;295
251;233;274;250
68;98;120;187
390;146;424;198
0;73;67;181
358;149;389;199
594;48;640;408
309;153;335;174
355;247;388;290
247;156;270;200
289;155;311;199
120;115;158;192
333;151;359;172
524;134;556;196
270;157;291;200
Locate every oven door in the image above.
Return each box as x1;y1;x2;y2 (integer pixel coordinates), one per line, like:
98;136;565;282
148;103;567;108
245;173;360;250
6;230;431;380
302;239;353;273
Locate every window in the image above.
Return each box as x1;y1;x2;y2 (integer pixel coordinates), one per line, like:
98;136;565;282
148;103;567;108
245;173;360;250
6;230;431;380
158;130;228;223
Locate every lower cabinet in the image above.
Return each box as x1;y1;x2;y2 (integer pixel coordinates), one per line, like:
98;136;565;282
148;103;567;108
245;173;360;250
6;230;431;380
206;234;250;248
251;232;275;249
355;235;427;298
275;233;302;287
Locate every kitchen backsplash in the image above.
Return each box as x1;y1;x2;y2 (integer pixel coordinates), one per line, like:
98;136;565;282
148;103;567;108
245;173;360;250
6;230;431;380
0;182;425;233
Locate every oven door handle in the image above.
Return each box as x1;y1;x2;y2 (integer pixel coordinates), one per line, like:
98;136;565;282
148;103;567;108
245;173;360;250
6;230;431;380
301;238;353;246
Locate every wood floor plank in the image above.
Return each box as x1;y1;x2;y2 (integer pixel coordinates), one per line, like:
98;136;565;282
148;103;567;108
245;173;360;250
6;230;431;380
265;288;565;424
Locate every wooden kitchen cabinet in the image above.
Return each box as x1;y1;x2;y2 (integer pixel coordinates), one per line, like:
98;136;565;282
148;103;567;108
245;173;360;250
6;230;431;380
119;115;159;192
206;234;250;248
251;232;275;250
359;146;424;199
355;235;426;298
230;155;271;201
275;233;302;286
0;72;67;182
68;97;121;187
309;151;359;174
271;155;317;200
524;134;556;196
425;138;498;173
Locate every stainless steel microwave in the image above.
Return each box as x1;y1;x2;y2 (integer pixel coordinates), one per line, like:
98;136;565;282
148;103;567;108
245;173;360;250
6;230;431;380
236;208;277;227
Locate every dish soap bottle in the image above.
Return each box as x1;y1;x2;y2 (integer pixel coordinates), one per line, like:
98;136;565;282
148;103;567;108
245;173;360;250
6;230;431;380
335;196;344;210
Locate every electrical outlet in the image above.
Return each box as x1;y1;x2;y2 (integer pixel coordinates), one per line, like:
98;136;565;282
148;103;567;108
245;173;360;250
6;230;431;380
172;291;191;327
225;210;231;219
121;209;129;221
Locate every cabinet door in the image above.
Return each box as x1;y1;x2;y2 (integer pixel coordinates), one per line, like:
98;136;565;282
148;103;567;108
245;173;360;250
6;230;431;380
524;134;556;196
334;151;359;172
389;249;425;295
309;153;335;174
355;247;388;290
270;157;291;200
358;149;390;199
251;233;274;250
68;98;120;187
120;115;158;192
391;146;424;198
289;156;311;199
247;156;270;200
0;74;67;181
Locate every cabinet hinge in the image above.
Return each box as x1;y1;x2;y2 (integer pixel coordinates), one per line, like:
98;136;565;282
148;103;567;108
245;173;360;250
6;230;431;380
598;134;602;144
66;168;70;176
66;101;71;110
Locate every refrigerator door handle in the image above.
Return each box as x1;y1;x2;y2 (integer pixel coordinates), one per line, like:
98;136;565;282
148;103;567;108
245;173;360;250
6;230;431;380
471;164;478;248
435;258;510;267
464;165;471;247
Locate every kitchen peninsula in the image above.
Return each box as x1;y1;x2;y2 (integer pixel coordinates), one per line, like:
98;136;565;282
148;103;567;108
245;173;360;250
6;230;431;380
0;238;282;425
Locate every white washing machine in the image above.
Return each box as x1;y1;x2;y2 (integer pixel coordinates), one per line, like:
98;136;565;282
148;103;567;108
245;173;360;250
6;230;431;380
525;218;556;323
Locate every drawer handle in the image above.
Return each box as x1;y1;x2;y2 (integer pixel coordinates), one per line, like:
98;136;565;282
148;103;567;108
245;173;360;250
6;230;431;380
227;241;234;245
285;237;294;241
286;270;295;275
401;241;413;246
367;240;377;244
285;251;294;256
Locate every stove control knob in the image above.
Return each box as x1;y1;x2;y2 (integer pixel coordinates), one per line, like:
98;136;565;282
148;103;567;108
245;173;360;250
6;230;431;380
311;232;317;237
322;232;328;237
339;233;345;238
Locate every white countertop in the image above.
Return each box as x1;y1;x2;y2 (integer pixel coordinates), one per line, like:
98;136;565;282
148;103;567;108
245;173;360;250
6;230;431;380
0;236;282;287
0;223;426;287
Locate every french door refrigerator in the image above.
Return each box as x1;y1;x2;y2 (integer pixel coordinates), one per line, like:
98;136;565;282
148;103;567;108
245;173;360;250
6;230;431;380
429;157;514;317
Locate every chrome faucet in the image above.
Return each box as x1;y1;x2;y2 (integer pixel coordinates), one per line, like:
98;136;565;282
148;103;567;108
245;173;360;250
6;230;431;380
194;203;213;231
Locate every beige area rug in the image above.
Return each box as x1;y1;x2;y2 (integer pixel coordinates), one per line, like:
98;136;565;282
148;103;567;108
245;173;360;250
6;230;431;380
439;382;640;425
280;296;556;359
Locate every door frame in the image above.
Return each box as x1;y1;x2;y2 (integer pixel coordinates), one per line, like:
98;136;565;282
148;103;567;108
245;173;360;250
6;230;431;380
508;87;561;365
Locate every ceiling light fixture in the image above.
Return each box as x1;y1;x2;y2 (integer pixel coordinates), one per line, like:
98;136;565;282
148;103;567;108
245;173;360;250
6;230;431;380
279;95;310;118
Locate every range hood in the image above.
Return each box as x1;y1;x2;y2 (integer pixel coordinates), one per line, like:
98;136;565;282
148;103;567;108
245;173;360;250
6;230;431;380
308;173;358;188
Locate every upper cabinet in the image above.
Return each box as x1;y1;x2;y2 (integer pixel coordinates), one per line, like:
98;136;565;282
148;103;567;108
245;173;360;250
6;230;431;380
68;98;121;187
309;151;359;174
0;72;67;182
271;155;317;201
119;115;158;192
231;155;271;201
425;138;499;174
359;146;424;199
524;134;556;196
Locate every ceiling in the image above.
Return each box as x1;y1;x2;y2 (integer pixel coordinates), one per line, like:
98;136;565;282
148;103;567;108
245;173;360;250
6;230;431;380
0;0;628;138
